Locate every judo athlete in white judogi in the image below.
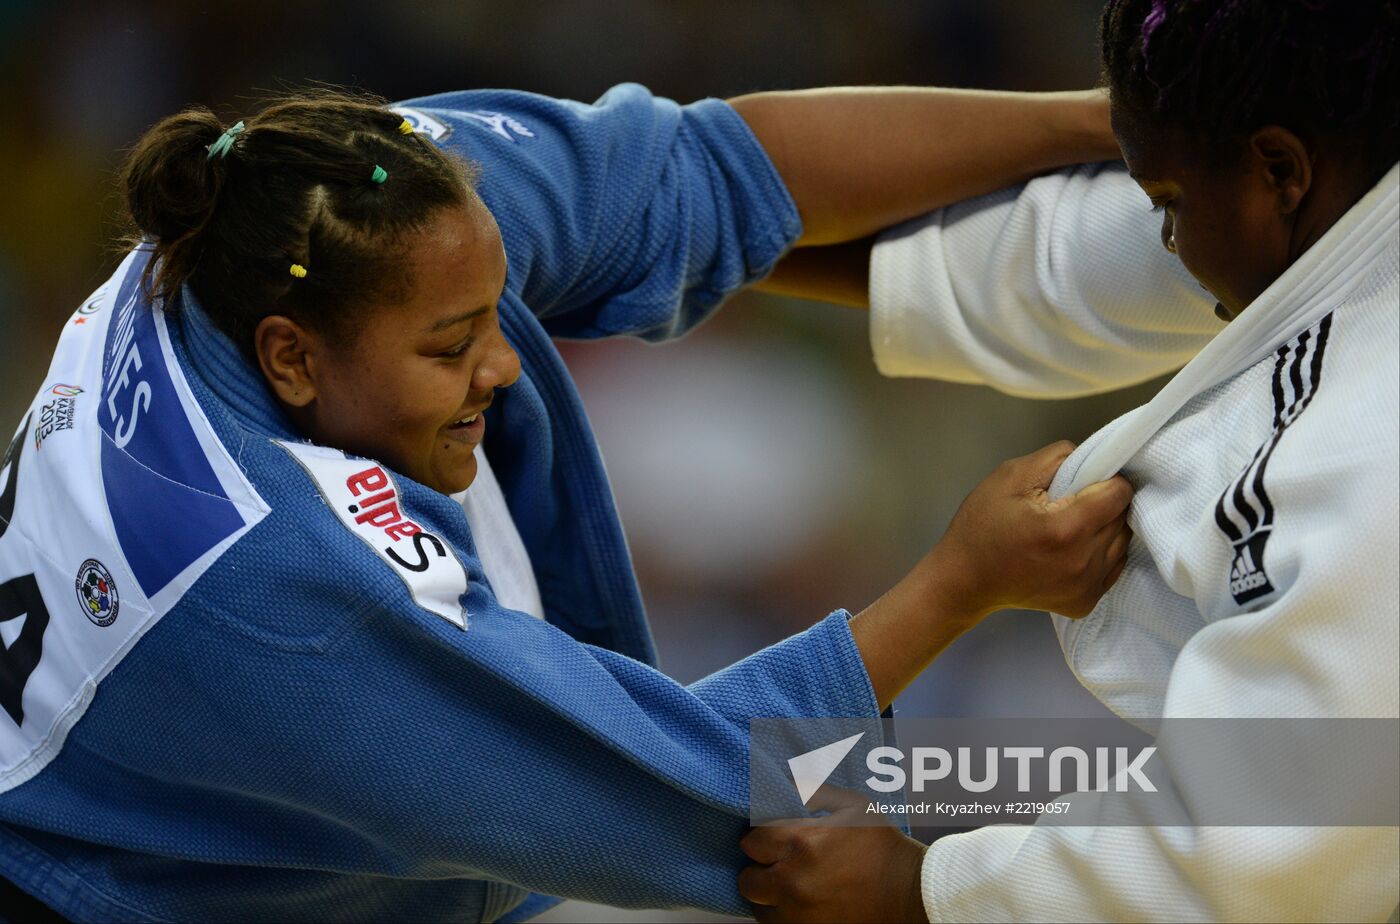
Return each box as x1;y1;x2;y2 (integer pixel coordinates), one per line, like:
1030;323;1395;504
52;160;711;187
737;1;1398;918
872;158;1399;924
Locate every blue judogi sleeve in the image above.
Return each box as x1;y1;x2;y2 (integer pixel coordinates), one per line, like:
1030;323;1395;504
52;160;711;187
396;83;803;341
29;562;878;919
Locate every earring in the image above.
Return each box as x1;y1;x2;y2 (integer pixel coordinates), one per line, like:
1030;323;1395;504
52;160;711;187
1167;232;1177;253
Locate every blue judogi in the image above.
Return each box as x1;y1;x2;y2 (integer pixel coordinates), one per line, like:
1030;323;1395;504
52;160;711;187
0;84;879;921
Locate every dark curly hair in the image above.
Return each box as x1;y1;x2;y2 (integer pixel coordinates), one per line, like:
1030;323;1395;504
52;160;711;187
1100;0;1400;173
120;88;476;351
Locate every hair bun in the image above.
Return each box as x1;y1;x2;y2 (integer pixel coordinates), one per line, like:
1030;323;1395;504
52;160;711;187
122;107;229;246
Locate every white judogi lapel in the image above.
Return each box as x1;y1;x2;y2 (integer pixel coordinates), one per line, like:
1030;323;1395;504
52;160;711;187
1052;165;1399;498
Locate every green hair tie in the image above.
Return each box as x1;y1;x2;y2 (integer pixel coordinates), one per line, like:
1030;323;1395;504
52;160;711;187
206;120;245;160
370;164;388;184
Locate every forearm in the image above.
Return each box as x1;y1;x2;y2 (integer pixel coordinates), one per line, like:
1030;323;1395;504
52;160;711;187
850;545;982;711
729;86;1117;247
754;236;872;308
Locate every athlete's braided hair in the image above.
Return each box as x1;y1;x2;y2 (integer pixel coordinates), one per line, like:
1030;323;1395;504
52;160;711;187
1101;0;1400;171
121;88;476;352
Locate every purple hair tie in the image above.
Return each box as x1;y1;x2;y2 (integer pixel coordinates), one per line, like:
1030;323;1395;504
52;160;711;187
1141;0;1171;51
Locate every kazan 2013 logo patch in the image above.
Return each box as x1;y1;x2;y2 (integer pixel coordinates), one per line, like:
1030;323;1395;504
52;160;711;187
34;384;82;451
74;559;119;627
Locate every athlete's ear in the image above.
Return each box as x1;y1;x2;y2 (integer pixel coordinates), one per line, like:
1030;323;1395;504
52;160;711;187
254;315;318;408
1248;125;1312;216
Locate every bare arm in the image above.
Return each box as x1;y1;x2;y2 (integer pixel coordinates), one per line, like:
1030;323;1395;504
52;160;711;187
728;87;1118;250
755;237;874;309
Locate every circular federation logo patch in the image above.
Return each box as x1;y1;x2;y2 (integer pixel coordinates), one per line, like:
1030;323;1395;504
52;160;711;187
75;559;119;627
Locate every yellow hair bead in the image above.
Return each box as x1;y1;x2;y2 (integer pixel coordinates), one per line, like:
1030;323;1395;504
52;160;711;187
289;264;308;279
397;118;413;136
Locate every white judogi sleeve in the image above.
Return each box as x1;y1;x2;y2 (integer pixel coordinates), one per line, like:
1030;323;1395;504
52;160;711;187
870;162;1221;398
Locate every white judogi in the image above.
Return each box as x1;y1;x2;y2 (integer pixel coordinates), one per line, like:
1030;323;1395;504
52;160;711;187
871;163;1400;923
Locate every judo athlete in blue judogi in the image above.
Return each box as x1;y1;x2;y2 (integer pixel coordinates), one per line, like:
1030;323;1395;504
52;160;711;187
0;83;1130;920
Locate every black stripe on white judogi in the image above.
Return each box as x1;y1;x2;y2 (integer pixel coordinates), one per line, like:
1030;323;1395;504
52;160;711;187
1214;312;1335;605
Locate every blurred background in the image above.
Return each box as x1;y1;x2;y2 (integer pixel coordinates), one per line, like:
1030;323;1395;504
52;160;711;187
0;2;1167;920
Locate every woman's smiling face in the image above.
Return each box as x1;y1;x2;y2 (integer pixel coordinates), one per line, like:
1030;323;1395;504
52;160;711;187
257;196;520;494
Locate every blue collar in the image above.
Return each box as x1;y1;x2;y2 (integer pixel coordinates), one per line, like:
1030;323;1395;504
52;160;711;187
171;290;300;440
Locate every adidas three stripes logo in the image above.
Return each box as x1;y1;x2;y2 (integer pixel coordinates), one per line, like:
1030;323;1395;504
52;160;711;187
1214;313;1334;607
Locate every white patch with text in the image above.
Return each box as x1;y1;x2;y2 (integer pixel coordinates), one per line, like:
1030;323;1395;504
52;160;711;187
277;441;468;629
